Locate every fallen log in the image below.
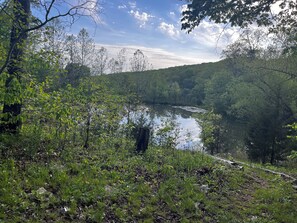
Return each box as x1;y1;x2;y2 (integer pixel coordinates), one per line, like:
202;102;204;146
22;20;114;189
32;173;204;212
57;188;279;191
212;156;297;184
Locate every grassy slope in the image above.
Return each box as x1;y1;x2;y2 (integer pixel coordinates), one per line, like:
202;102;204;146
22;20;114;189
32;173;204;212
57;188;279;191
1;144;296;223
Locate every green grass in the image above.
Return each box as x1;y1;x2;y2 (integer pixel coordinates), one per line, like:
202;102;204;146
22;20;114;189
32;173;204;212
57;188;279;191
0;143;296;222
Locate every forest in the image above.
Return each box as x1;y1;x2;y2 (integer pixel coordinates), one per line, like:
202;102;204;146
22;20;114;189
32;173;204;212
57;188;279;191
0;0;297;222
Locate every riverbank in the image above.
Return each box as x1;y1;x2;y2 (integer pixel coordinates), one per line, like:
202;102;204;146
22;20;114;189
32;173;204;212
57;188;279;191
1;144;296;222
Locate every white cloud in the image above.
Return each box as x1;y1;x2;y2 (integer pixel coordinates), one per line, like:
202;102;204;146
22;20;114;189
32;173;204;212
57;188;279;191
118;4;127;9
129;10;154;28
95;44;217;70
158;22;180;39
179;4;188;13
187;21;240;51
169;11;175;16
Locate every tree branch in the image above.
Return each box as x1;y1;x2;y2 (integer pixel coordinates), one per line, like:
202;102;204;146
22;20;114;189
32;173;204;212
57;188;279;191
257;66;297;78
0;0;100;76
0;0;9;14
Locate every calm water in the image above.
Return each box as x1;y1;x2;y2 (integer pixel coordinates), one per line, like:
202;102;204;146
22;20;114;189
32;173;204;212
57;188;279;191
128;105;206;150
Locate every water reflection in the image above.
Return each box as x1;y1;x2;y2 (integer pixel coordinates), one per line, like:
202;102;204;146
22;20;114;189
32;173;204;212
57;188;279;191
129;105;204;150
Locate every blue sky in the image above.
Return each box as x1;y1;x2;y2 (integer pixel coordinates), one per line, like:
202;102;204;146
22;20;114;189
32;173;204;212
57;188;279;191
68;0;240;69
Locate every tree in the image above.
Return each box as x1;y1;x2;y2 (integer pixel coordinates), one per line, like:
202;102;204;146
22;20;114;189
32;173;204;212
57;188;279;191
41;19;66;66
197;111;224;155
0;0;30;134
0;0;100;134
92;47;108;75
108;58;118;74
168;82;181;104
106;48;127;74
63;63;91;87
204;71;233;115
76;28;94;67
65;34;77;64
0;0;100;75
130;49;150;72
181;0;297;34
116;48;127;73
223;29;267;60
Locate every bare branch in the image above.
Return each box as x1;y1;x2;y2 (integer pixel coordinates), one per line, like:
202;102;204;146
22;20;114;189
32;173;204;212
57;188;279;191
45;0;56;21
0;0;101;76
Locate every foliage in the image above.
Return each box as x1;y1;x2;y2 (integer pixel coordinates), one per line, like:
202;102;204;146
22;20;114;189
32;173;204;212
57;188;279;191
104;61;227;106
181;0;297;34
287;150;297;160
62;63;91;88
196;111;224;155
153;119;179;149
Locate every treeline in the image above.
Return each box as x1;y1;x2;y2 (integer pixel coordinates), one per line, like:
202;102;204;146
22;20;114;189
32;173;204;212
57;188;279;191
28;20;152;84
104;61;227;105
104;29;297;164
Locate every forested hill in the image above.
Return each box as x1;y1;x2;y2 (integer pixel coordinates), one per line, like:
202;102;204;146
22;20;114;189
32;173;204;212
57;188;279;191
104;55;297;165
103;60;228;106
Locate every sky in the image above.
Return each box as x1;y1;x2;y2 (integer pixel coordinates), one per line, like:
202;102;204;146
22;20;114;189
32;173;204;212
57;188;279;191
67;0;240;69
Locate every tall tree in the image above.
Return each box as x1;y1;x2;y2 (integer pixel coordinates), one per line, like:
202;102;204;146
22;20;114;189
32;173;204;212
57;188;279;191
42;19;66;66
76;28;94;67
65;34;77;64
92;47;108;75
116;48;127;73
106;48;127;74
0;0;30;133
0;0;100;134
108;58;118;74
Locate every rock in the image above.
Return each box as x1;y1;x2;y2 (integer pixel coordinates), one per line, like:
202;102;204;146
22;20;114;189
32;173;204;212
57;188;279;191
200;184;210;193
60;206;70;214
105;185;112;193
194;202;201;209
36;187;47;195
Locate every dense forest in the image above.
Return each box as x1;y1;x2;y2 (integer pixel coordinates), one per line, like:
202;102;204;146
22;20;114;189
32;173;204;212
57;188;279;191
0;0;297;222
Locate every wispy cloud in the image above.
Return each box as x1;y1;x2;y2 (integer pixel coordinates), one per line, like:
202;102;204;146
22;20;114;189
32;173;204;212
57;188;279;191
128;1;137;9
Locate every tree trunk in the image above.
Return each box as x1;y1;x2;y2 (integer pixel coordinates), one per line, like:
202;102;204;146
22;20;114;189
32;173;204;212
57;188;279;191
84;107;91;149
0;0;30;134
135;127;150;153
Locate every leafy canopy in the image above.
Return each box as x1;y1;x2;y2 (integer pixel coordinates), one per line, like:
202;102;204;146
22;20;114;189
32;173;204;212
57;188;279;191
181;0;297;33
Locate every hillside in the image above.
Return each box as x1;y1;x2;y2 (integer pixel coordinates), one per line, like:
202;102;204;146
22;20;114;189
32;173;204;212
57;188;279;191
1;144;296;222
1;1;297;222
103;60;229;106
